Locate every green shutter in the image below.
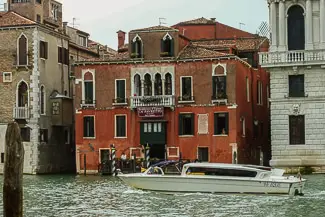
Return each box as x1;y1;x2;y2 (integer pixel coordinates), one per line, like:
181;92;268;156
190;113;195;135
179;114;183;135
90;117;94;137
225;113;229;134
212;77;216;99
85;82;93;103
170;39;174;56
83;117;87;137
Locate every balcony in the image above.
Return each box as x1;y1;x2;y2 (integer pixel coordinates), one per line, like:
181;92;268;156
130;95;175;108
259;50;325;68
80;100;96;108
212;94;228;105
178;96;195;104
13;107;29;119
112;98;128;106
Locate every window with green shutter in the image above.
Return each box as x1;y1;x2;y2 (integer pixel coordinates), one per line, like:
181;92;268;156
115;80;126;103
179;113;194;135
214;113;229;135
84;81;93;104
83;116;95;138
116;115;126;137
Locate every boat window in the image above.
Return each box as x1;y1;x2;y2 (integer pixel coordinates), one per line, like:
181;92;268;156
187;167;257;177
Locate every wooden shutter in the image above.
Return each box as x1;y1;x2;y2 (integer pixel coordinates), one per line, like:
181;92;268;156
214;113;218;135
190;113;195;135
225;113;229;134
89;117;94;137
117;80;125;99
85;82;93;103
18;35;27;65
117;116;126;137
83;117;88;137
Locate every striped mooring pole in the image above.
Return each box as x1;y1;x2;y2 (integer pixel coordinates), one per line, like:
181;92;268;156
111;145;116;176
145;144;150;168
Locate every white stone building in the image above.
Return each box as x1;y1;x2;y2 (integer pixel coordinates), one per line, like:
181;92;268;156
259;0;325;170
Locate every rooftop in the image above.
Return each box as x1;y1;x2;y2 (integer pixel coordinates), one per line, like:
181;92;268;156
175;17;216;25
0;11;35;27
130;25;178;33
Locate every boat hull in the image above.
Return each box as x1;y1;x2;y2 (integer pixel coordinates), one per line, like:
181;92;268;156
118;174;305;196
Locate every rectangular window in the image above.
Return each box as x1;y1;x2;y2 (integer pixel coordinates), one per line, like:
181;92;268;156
63;48;69;65
115;79;126;103
84;81;93;104
180;76;193;101
198;147;209;162
40;129;48;143
36;14;41;23
214;113;229;135
257;80;263;105
1;153;4;164
289;115;305;145
51;3;59;21
40;41;48;59
115;115;126;138
64;128;70;144
36;0;42;4
246;77;250;102
83;116;95;138
58;47;62;63
179;113;194;136
79;35;87;47
289;75;304;97
212;76;227;100
20;127;30;142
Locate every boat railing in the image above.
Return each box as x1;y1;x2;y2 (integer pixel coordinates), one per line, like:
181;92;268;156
144;166;165;175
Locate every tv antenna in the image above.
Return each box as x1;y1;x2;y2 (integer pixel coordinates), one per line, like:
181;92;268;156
239;22;245;30
159;18;167;26
72;17;80;28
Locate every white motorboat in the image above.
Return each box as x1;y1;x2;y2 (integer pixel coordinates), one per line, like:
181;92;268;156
118;162;306;196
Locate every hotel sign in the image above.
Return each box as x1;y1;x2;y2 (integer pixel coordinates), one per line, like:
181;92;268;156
138;107;164;118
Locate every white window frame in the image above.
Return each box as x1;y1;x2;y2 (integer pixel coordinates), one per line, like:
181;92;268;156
83;115;96;139
246;76;250;102
179;76;194;103
114;79;127;105
40;85;46;115
115;114;127;138
129;147;143;159
2;72;12;83
197;146;209;162
78;35;88;47
17;33;28;66
167;147;179;158
82;69;96;106
99;148;111;164
16;79;29;108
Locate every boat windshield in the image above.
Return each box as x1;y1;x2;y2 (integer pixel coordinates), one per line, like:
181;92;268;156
186;167;257;177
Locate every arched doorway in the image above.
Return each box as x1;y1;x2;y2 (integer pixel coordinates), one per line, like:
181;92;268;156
287;5;305;50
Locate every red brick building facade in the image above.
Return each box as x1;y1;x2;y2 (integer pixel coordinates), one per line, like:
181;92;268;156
74;18;270;174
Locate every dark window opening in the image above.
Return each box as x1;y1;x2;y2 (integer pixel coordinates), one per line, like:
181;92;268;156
20;127;30;142
238;52;257;68
144;74;152;96
154;74;162;95
289;75;304;97
131;37;143;58
116;116;126;137
83;116;95;138
18;81;28;107
58;47;62;63
161;35;174;57
179;113;194;136
289;115;305;145
84;81;94;104
36;0;42;4
40;129;48;143
288;5;305;50
180;77;192;101
40;86;45;114
214;113;229;135
253;123;259;138
212;76;227;100
164;73;172;95
198;147;209;162
18;35;27;65
40;41;48;59
115;80;126;103
36;14;41;23
1;153;4;163
134;74;142;96
64;129;70;144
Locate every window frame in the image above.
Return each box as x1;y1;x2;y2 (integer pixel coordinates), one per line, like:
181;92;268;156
288;74;305;98
17;33;28;66
114;79;126;104
257;80;263;105
214;112;229;136
3;72;12;83
289;115;305;145
179;113;195;136
83;116;95;139
179;76;194;102
40;85;46;115
197;147;209;162
115;114;127;138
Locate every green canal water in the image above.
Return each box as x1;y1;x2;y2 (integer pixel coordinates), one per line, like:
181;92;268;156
0;174;325;217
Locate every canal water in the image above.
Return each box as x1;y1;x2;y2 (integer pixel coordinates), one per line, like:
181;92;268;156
0;174;324;217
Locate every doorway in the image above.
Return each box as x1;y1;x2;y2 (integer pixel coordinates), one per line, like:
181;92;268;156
100;149;110;174
149;144;165;160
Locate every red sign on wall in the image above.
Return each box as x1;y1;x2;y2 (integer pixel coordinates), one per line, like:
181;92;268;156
137;107;164;118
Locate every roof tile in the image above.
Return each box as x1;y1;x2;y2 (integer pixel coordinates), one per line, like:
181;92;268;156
0;11;35;27
130;25;178;33
178;44;232;60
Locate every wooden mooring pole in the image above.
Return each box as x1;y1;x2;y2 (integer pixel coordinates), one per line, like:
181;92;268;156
3;122;24;217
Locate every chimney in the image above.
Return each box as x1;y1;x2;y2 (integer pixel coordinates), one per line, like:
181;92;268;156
63;22;68;35
210;18;216;22
117;30;126;49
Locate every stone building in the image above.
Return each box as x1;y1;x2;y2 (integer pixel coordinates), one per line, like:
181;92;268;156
0;0;110;174
73;18;270;174
259;0;325;171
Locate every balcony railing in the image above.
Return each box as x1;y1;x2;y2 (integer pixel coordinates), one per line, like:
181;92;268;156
13;106;29;119
80;100;96;108
178;95;195;103
112;98;128;105
259;49;325;67
130;95;175;108
212;94;228;105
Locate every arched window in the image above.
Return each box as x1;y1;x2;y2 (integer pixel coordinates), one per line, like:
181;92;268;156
212;65;227;100
161;33;174;57
131;35;143;58
18;34;28;65
144;74;152;96
165;73;172;95
154;74;162;95
134;74;142;96
287;5;305;50
83;72;94;104
40;85;45;114
18;81;28;107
